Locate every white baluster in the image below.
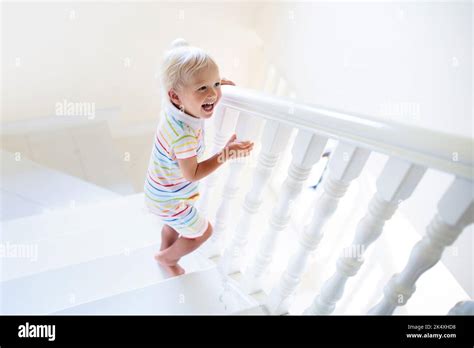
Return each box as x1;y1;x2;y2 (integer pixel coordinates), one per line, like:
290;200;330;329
265;143;371;314
198;105;239;217
199;64;279;218
448;300;474;315
219;120;294;274
241;130;328;294
203;111;263;257
368;177;473;315
304;157;426;315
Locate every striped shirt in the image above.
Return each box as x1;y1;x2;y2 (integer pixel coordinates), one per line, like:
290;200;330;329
144;99;205;216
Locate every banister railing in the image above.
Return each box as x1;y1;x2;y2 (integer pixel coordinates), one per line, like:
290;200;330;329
220;86;472;180
201;83;472;315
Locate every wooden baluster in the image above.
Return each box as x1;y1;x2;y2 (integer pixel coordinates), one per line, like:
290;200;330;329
203;111;263;257
304;157;426;315
265;143;371;314
368;177;473;315
198;105;239;217
218;71;292;272
241;130;328;294
219;120;294;274
447;300;474;315
199;64;278;218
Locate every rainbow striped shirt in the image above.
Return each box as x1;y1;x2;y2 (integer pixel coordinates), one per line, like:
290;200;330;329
144;99;205;217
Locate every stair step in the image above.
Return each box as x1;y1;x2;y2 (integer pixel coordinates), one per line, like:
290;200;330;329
0;198;163;282
1;193;146;244
0;243;214;314
0;149;120;221
1;118;134;197
232;305;269;315
53;268;259;315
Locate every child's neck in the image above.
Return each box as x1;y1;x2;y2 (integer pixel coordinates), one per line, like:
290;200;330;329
170;101;199;119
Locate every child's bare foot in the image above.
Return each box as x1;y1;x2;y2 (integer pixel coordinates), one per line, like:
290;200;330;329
161;263;185;277
154;251;177;266
154;251;185;276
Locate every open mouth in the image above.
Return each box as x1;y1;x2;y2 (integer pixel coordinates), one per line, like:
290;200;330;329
201;102;215;113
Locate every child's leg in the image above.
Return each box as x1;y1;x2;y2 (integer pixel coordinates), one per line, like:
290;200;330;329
160;224;179;251
155;224;184;276
156;223;213;266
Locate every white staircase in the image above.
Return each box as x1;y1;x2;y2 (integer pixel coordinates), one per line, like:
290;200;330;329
1;81;471;316
0;188;468;315
54;268;259;315
0;150;120;221
0;192;262;315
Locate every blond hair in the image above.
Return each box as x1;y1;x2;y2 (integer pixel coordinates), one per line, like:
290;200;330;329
160;39;218;96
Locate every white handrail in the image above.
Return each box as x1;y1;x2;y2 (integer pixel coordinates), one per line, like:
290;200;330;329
220;86;473;180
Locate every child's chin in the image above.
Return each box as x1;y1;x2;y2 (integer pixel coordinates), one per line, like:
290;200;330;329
200;109;214;118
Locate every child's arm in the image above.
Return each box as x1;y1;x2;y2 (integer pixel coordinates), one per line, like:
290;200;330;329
177;134;253;182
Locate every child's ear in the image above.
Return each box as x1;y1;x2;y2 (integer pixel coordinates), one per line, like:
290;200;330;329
168;89;181;105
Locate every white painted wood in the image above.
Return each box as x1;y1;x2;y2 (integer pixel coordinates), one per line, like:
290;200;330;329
241;130;328;294
53;267;259;315
220;86;472;180
448;300;474;315
219;120;293;274
1;193;143;245
266;142;371;314
368;177;473;315
203;111;263;257
233;305;269;315
0;243;214;314
0;194;160;281
198;105;239;217
0;150;118;221
0;191;44;221
199;65;280;218
218;69;292;272
304;157;426;314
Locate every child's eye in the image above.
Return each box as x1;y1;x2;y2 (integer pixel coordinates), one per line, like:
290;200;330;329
198;86;207;91
214;82;221;87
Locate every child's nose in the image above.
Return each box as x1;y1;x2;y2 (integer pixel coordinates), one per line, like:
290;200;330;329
209;87;220;98
208;90;216;98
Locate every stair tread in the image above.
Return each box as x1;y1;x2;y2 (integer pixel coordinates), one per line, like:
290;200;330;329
53;267;259;315
0;194;166;282
232;305;269;315
0;244;214;314
1;193;146;244
0;215;162;282
0;150;120;221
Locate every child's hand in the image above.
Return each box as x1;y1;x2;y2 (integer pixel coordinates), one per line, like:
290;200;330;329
222;134;254;161
221;77;236;86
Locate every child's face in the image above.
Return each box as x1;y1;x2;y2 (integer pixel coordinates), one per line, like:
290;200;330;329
169;65;222;119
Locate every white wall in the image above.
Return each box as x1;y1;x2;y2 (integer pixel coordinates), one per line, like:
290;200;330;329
1;1;265;194
2;1;264;124
255;1;472;137
254;1;473;298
